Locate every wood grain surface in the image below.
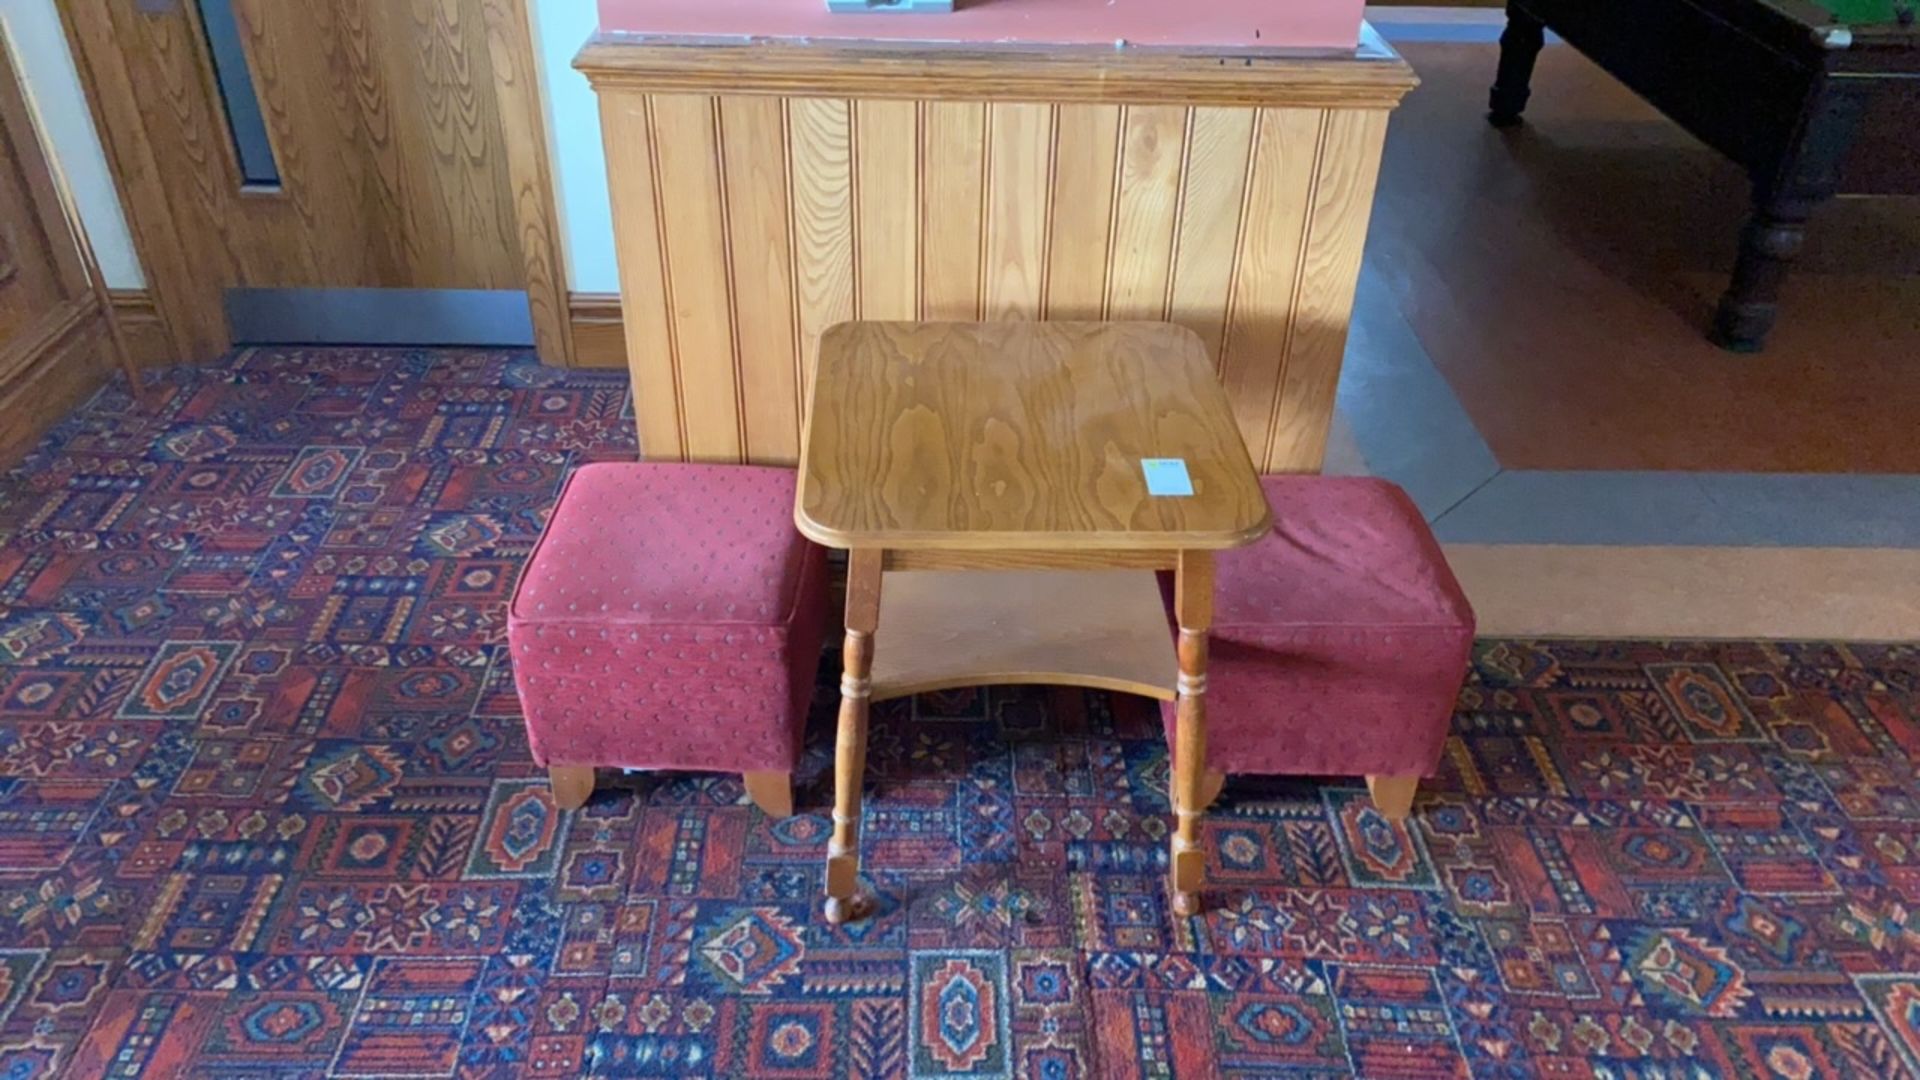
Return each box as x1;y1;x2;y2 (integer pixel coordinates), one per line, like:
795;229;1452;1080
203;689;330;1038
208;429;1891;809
787;97;856;426
1168;108;1258;367
481;0;576;368
0;309;112;468
919;102;986;320
1219;108;1322;454
584;65;1404;471
854;100;920;322
599;93;683;455
107;290;173;369
796;322;1270;551
0;25;113;465
1042;103;1121;320
1105;106;1188;318
0;27;86;349
61;0;569;364
576;27;1418;109
720;96;804;461
567;292;627;368
982;103;1054;321
1264;108;1392;470
649;93;744;462
867;570;1178;701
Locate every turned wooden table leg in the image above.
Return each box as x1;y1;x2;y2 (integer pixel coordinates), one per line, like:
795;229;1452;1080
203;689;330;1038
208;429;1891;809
825;548;883;924
1169;550;1214;917
1710;86;1860;352
1487;1;1545;127
1711;190;1812;352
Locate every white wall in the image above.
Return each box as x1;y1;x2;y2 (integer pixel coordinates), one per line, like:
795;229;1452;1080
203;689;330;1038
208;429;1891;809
0;0;142;288
1;0;622;296
530;0;619;294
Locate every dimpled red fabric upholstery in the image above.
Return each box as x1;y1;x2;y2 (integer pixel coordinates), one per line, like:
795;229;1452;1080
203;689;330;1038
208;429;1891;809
1161;476;1474;778
508;463;828;774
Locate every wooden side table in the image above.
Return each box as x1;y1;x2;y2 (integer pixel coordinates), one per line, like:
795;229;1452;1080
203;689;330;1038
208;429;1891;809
795;322;1270;922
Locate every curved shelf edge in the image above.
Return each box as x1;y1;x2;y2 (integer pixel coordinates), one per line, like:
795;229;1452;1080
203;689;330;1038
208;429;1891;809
874;670;1176;703
865;568;1179;705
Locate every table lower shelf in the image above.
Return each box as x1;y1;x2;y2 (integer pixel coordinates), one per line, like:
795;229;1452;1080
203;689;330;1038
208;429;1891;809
868;569;1178;702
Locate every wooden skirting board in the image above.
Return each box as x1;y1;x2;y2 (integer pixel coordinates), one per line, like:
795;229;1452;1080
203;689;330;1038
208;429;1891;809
0;298;111;466
107;289;173;369
123;290;1417;385
569;293;629;368
95;289;628;370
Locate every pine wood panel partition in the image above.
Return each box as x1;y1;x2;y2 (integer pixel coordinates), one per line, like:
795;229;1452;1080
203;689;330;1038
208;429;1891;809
578;29;1415;472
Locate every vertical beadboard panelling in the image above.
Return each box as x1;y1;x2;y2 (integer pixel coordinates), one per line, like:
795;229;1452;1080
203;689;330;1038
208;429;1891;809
599;92;682;459
1217;107;1323;464
1103;105;1188;320
1167;108;1258;370
649;93;744;462
1266;108;1391;473
982;103;1054;320
787;98;855;422
919;102;986;320
1042;104;1121;320
854;100;920;321
597;85;1393;471
718;95;802;464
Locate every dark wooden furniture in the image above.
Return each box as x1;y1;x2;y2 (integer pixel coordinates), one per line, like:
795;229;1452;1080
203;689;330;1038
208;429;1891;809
1489;0;1920;351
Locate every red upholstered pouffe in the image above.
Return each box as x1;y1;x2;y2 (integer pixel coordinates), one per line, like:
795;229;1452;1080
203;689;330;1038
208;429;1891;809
508;463;829;816
1163;475;1475;820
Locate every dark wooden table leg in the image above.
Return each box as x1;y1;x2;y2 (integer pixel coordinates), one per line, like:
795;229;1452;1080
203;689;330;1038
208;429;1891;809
1169;550;1214;917
1710;194;1812;352
1488;2;1545;127
1710;82;1863;352
825;548;882;924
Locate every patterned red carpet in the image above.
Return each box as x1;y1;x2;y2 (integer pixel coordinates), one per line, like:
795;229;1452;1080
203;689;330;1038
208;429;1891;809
2;349;1918;1078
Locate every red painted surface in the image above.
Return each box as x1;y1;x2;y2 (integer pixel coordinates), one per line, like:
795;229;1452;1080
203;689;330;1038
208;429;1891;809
594;0;1365;52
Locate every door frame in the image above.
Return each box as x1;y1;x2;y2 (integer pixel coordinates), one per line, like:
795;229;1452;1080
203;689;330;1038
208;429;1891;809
0;20;135;462
59;0;575;367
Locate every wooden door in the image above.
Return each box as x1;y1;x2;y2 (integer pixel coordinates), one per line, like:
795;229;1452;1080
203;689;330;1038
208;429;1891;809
0;25;126;463
60;0;571;364
0;39;87;346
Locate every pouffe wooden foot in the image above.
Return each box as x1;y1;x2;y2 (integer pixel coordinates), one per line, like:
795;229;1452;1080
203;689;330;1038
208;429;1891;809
743;771;793;817
549;765;594;810
1366;774;1421;820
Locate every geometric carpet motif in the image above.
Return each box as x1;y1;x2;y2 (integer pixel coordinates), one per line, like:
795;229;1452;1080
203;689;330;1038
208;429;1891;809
1;350;1919;1076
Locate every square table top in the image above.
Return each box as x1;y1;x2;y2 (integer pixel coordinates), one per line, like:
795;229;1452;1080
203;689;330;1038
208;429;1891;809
796;321;1271;552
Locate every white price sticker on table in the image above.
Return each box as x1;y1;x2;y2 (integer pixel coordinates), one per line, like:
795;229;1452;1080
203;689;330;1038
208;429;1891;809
1141;458;1194;497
